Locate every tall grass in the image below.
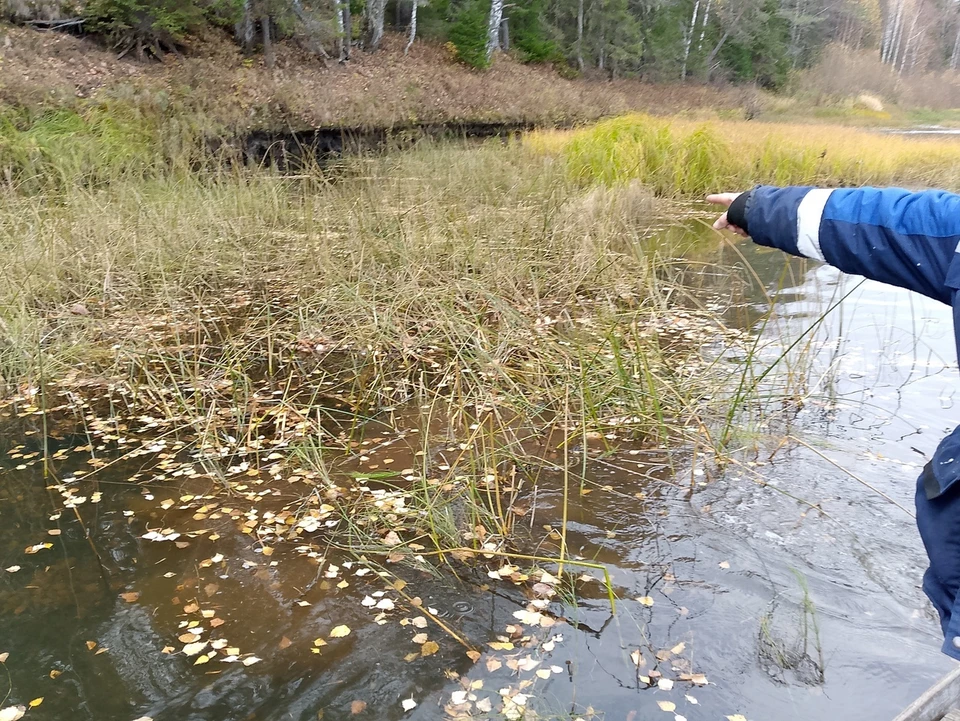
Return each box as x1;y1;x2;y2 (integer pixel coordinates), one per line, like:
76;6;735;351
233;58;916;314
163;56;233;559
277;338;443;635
528;113;960;194
0;117;822;580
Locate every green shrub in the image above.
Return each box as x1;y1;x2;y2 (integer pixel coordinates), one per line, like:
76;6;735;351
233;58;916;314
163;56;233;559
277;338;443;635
448;0;489;68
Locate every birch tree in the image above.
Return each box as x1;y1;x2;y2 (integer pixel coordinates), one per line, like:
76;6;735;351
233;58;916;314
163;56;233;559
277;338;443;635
681;0;701;78
486;0;504;60
406;0;422;53
367;0;386;49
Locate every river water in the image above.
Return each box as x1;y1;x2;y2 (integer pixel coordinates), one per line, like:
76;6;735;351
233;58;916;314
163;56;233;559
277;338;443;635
0;226;955;721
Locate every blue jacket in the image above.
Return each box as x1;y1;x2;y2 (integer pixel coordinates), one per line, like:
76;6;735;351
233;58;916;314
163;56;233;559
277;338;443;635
729;186;960;500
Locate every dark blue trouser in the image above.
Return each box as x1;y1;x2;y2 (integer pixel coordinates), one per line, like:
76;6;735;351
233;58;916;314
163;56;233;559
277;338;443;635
916;468;960;660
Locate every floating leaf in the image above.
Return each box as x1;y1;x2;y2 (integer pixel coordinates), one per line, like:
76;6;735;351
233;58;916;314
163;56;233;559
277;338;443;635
411;616;428;629
28;699;42;708
242;656;262;666
466;650;481;662
401;698;417;712
120;592;140;603
630;649;643;667
330;625;351;638
85;641;97;651
411;633;428;645
350;700;367;714
670;642;685;655
182;642;208;657
658;678;674;691
658;701;676;712
0;707;25;721
727;716;747;721
719;561;730;570
420;641;439;657
194;654;211;665
278;636;292;650
5;566;20;573
637;596;654;607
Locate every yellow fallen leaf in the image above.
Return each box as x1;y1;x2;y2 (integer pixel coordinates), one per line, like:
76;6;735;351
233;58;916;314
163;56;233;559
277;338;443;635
350;700;367;714
719;561;730;570
488;642;513;651
194;654;210;665
120;592;140;603
329;625;351;638
28;698;43;708
658;701;676;712
420;641;439;657
178;633;201;644
637;596;654;606
85;641;97;651
466;650;481;662
49;670;61;679
727;716;747;721
670;642;686;655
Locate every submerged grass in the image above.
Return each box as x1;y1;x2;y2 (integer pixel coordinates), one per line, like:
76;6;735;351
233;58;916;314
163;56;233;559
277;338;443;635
0;119;820;621
528;114;960;194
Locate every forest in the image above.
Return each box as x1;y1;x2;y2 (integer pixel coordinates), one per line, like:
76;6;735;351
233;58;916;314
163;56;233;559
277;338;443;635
2;0;956;88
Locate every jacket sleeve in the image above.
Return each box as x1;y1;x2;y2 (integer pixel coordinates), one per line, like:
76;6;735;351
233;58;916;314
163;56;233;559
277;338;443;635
738;185;960;306
736;185;960;498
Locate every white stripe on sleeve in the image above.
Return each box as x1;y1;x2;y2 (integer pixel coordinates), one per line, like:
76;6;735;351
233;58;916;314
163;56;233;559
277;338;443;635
795;188;833;262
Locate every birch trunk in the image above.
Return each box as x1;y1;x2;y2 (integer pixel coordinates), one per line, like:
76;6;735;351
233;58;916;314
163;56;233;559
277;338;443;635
891;0;908;69
576;0;584;70
343;1;352;59
486;0;503;61
405;0;418;54
335;0;346;60
697;0;711;52
239;0;255;55
367;0;386;50
886;0;904;64
898;5;918;75
681;0;700;79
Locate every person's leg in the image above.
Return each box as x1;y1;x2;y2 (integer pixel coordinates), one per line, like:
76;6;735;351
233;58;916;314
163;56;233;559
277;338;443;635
916;468;960;659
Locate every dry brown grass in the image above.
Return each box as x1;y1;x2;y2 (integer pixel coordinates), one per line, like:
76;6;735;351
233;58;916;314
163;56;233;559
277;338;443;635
794;44;960;112
0;23;747;128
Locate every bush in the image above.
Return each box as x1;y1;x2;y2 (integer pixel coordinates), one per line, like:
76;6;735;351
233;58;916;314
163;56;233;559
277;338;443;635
447;0;488;68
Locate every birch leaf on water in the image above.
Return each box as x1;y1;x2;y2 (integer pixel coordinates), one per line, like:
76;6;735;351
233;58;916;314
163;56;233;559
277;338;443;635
330;625;351;638
0;707;25;721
